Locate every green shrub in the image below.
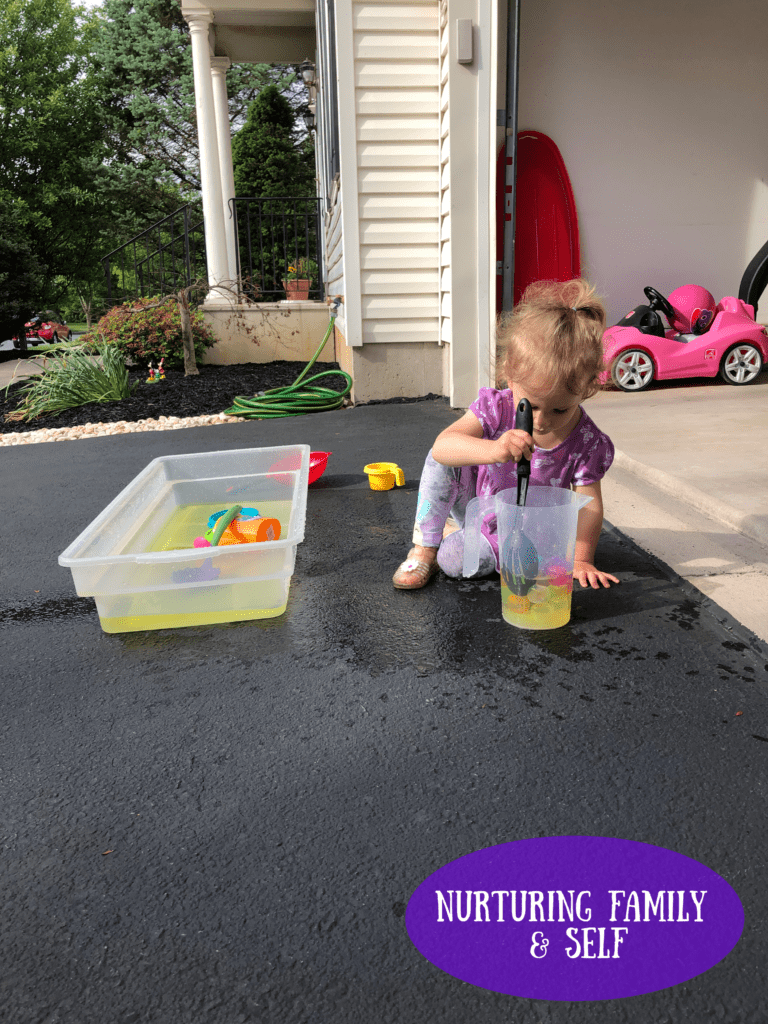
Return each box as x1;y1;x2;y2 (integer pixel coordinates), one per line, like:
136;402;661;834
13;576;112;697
91;296;216;368
7;341;138;422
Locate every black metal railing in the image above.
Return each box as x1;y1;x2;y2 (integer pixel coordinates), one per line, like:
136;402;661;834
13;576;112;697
231;197;324;302
102;197;324;306
102;202;207;306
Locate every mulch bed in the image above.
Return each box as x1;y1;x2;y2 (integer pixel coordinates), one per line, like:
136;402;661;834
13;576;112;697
0;359;446;434
0;361;346;434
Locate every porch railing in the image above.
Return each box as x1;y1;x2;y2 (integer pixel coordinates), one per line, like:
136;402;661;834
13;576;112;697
103;202;206;306
102;197;325;307
231;197;325;302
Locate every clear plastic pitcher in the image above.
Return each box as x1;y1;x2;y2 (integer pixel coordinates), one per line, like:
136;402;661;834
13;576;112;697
462;486;593;630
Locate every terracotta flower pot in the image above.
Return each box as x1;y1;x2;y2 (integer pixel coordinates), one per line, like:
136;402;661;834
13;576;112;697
283;279;311;301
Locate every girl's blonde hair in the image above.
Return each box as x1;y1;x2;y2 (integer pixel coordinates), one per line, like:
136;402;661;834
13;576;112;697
496;278;607;399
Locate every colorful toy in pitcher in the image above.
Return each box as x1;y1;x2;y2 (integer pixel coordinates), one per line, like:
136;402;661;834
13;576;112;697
146;358;166;383
193;505;282;548
502;558;574;627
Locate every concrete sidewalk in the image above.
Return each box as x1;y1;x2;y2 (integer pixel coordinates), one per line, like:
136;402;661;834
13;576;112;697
589;375;768;643
0;354;50;387
590;375;768;543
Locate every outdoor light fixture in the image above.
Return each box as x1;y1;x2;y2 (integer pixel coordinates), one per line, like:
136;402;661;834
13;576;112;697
300;59;316;86
302;111;316;132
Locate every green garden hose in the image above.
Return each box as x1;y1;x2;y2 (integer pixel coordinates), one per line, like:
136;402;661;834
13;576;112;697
223;312;352;420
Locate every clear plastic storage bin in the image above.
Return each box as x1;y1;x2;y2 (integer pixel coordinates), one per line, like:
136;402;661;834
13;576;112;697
58;445;310;633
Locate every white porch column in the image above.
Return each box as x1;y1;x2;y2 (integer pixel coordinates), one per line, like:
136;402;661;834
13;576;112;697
210;56;238;283
186;12;230;299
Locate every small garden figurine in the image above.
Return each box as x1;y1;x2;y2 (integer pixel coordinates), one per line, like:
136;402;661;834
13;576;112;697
146;358;166;383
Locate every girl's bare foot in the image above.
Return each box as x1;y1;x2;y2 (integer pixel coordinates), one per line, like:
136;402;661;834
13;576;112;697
393;545;439;589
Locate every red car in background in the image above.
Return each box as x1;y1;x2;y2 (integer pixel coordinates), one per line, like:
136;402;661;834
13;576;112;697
21;310;72;346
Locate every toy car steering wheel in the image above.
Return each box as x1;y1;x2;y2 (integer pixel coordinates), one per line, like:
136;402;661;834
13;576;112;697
643;287;676;325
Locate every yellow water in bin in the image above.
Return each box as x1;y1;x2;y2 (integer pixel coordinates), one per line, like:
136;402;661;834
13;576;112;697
501;579;573;630
99;500;294;632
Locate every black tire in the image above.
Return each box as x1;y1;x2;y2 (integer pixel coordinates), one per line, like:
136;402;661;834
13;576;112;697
611;349;655;391
718;343;763;385
51;332;59;344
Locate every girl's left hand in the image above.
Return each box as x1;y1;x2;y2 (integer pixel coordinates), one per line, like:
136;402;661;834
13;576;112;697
573;561;620;589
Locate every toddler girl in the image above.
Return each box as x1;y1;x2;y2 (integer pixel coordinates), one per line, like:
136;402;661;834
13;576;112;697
393;278;620;591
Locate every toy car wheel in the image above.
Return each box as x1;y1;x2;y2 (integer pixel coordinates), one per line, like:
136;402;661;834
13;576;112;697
611;349;655;391
719;343;763;385
51;332;59;344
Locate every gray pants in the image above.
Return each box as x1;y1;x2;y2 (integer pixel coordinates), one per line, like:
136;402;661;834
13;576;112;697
411;450;497;578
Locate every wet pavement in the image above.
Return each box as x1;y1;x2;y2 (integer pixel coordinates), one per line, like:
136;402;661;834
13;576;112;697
2;400;768;1023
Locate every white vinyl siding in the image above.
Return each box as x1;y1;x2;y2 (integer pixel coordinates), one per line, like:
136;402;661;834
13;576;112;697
439;0;450;345
352;0;441;344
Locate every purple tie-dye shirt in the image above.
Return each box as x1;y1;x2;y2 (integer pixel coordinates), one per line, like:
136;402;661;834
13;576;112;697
468;387;615;497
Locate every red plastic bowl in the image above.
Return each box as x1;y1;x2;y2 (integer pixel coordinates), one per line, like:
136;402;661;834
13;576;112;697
309;451;331;484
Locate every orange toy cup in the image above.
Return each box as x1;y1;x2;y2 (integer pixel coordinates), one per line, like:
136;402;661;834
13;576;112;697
205;515;282;546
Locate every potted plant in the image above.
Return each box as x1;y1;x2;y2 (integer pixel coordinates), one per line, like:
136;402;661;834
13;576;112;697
282;257;318;301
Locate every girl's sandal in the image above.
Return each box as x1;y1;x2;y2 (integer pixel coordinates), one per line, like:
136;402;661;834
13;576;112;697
393;551;438;590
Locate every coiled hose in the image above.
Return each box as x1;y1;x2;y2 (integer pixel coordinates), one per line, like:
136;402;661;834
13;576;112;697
223;311;352;420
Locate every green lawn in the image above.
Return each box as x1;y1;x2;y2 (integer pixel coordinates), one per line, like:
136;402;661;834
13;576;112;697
25;335;95;355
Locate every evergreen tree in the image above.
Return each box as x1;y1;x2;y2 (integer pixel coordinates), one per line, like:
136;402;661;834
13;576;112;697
232;85;316;198
92;0;303;197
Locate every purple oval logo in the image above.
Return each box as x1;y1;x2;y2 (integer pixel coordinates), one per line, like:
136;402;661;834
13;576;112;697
406;836;743;1001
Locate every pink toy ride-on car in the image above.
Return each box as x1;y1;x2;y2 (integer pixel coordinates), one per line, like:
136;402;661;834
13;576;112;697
602;284;767;391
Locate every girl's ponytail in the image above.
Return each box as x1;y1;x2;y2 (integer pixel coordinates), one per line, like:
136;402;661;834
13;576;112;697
496;279;607;397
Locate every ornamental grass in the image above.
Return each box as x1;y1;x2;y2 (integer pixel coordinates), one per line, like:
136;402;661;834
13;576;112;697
5;340;137;422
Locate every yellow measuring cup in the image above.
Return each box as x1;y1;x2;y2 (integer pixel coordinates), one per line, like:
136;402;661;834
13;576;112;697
364;462;405;491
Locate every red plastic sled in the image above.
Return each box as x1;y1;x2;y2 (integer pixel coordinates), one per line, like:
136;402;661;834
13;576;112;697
496;131;581;311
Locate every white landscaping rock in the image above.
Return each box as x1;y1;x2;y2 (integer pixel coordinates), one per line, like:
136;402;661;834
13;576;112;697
0;413;248;446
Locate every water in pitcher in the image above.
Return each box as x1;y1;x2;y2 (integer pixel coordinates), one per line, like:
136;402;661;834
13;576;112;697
501;576;573;630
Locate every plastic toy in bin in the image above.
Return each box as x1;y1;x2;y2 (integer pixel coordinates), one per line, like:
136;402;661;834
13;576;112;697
603;284;768;391
194;506;282;548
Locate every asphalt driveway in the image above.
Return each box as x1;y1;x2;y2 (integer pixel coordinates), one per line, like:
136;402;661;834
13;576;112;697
2;400;767;1023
